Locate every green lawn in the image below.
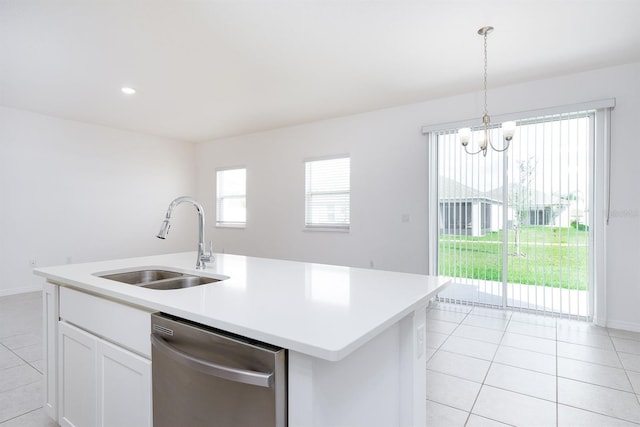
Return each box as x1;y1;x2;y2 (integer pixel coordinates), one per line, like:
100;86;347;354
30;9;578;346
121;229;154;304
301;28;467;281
439;226;589;290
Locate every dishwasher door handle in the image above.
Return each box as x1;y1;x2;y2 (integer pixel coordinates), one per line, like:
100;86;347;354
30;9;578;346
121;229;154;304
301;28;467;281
151;333;274;388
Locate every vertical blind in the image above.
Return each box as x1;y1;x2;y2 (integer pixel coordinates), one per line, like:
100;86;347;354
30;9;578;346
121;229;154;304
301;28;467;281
216;168;246;226
305;156;350;228
434;111;592;318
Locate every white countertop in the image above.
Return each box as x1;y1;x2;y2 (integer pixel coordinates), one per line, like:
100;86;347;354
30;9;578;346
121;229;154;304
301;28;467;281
34;252;449;361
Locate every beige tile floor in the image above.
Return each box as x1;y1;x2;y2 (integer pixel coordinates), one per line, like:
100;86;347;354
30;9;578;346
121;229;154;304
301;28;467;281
426;301;640;426
2;292;640;426
0;292;56;426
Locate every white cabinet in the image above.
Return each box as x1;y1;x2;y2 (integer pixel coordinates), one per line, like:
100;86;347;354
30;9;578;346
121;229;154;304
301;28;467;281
58;321;151;427
44;284;153;427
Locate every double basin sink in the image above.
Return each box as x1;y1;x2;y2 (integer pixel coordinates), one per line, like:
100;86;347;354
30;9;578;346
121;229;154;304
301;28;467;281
97;269;225;290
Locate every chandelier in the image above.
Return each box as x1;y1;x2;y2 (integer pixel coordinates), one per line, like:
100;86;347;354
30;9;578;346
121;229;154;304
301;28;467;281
459;26;516;156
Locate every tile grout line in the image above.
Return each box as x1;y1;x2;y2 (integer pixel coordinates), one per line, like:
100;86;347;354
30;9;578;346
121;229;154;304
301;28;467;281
607;326;640;399
427;304;472;352
463;307;512;427
0;294;45;426
0;336;43;398
555;353;627;370
0;375;42;396
557;322;640;425
428;304;476;427
557;403;640;426
428;302;640;426
0;406;44;426
555;320;640;425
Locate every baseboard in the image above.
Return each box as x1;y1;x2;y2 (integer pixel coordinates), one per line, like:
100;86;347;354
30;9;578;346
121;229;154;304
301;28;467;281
606;319;640;334
592;314;607;328
0;284;43;297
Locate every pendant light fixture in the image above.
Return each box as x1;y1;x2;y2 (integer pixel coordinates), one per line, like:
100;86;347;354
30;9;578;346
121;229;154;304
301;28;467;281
459;26;516;156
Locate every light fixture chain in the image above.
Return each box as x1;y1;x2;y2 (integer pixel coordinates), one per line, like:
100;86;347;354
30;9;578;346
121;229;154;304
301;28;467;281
483;30;488;118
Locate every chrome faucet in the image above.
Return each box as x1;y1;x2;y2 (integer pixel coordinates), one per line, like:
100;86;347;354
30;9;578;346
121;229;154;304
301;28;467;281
157;196;213;269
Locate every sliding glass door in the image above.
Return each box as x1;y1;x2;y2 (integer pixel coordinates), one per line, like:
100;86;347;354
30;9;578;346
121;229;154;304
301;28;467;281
433;111;593;318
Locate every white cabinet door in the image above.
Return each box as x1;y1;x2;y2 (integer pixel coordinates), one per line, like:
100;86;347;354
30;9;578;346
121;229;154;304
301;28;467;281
97;339;152;427
58;321;97;427
58;321;152;427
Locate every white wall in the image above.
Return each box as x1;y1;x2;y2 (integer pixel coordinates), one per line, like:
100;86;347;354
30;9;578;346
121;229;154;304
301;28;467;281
0;107;198;296
197;62;640;330
197;108;430;274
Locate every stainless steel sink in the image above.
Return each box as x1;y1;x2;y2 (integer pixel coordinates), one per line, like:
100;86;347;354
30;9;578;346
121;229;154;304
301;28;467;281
141;275;218;290
99;270;183;285
97;269;223;290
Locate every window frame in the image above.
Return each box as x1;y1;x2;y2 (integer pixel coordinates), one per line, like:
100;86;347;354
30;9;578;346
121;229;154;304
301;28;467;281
423;98;614;323
304;155;351;232
216;166;247;228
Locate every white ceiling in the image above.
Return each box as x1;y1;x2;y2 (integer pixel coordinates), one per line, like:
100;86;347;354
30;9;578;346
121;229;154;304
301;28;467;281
2;0;640;142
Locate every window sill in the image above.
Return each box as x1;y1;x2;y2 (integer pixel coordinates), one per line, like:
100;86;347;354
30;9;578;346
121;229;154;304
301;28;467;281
216;223;246;229
303;226;350;233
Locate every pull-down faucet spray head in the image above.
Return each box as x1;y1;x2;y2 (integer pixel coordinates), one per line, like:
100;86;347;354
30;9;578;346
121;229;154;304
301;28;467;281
157;220;171;239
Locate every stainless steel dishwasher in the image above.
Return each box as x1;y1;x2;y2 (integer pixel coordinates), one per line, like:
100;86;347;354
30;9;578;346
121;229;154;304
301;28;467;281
150;313;287;427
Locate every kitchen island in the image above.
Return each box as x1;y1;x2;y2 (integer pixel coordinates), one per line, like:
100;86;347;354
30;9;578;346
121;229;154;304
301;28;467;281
35;252;450;427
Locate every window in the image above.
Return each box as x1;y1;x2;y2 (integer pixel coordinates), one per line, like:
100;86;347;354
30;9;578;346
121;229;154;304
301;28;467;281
216;168;246;227
305;156;350;229
428;106;614;319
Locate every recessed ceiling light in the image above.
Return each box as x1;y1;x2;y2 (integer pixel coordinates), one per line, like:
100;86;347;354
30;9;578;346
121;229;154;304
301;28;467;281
121;86;136;95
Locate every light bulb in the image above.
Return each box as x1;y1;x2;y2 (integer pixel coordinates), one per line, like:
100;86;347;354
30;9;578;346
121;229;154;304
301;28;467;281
502;121;516;141
458;127;471;146
479;131;488;150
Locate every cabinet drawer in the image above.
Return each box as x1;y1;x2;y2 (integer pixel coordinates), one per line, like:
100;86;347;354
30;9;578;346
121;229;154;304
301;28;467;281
59;287;152;358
